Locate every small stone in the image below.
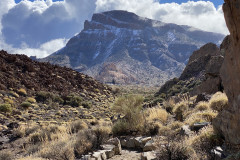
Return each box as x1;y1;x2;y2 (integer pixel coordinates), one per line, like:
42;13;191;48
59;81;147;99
141;152;157;160
143;140;156;152
127;138;136;148
120;139;127;148
192;122;210;131
100;145;115;158
180;125;193;136
106;138;122;155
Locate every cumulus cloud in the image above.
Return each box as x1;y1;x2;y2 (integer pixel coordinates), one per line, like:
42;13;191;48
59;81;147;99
0;0;228;58
96;0;228;35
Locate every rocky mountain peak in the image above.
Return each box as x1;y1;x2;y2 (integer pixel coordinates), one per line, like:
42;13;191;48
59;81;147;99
41;10;225;86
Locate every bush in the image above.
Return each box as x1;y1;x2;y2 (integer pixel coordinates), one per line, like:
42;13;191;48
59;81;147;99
188;126;223;159
39;140;74;160
173;102;189;121
36;91;51;103
195;101;209;111
157;142;197;160
9;91;19;98
0;150;14;160
64;94;82;107
209;92;228;112
184;110;217;127
70;120;88;133
17;88;27;96
26;97;36;103
145;107;168;123
20;102;32;109
112;95;144;135
74;130;96;157
163;98;175;113
0;103;12;113
82;101;92;109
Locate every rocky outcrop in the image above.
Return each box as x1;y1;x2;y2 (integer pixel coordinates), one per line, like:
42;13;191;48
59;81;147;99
155;41;226;99
213;0;240;145
0;50;112;99
41;10;224;85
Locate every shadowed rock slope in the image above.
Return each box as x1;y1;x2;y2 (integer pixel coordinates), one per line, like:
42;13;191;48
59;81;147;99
214;0;240;146
40;10;225;86
0;50;114;124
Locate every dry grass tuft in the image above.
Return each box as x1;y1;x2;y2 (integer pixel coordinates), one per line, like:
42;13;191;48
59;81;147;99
145;106;168;123
209;92;228;112
195;101;209;111
173;102;189;121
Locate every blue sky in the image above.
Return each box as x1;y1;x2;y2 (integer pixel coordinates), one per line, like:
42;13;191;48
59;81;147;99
14;0;224;7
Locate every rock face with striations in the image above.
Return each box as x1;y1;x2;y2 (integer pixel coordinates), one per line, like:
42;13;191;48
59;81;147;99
213;0;240;145
40;10;224;85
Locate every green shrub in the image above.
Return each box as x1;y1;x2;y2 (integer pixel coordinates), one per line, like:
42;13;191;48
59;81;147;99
20;102;32;109
26;97;37;103
0;103;12;113
82;101;92;109
112;95;144;135
9;91;19;98
36;91;51;103
64;94;82;107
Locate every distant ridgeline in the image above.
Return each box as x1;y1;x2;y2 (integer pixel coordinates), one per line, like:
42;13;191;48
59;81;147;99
40;10;225;86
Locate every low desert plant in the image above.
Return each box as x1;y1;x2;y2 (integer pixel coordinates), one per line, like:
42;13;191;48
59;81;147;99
17;88;27;96
70;120;88;134
20;102;32;109
145;107;168;123
0;103;12;113
0;150;14;160
64;94;82;107
173;102;189;121
162;98;175;113
195;101;210;111
26;97;37;103
112;95;144;135
209;92;228;112
39;138;75;160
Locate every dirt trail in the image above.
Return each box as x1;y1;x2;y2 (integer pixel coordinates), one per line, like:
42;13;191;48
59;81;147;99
109;150;141;160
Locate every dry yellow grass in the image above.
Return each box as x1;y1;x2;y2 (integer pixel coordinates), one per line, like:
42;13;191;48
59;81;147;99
173;102;189;121
195;101;209;111
184;110;217;127
209;92;228;112
145;106;168;123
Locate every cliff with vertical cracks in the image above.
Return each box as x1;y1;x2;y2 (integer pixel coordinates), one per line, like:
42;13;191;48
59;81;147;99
213;0;240;145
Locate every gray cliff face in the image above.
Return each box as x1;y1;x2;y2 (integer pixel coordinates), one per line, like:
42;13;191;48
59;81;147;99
41;10;225;85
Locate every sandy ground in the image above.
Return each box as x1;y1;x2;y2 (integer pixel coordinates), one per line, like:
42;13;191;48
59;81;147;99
109;150;142;160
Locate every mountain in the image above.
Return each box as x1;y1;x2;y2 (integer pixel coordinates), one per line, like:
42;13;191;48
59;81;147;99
40;10;225;85
0;50;112;104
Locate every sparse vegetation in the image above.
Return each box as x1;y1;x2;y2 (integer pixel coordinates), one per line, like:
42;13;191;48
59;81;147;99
20;101;32;109
0;103;12;113
209;92;228;112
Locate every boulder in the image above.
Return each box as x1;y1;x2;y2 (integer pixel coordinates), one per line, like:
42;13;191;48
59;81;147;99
192;122;210;132
211;146;226;160
195;93;211;103
106;138;122;155
143;140;157;152
141;152;157;160
100;144;115;159
214;0;240;145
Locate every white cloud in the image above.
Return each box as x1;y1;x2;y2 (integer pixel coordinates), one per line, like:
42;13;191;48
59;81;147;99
0;0;228;58
10;38;68;58
95;0;228;35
